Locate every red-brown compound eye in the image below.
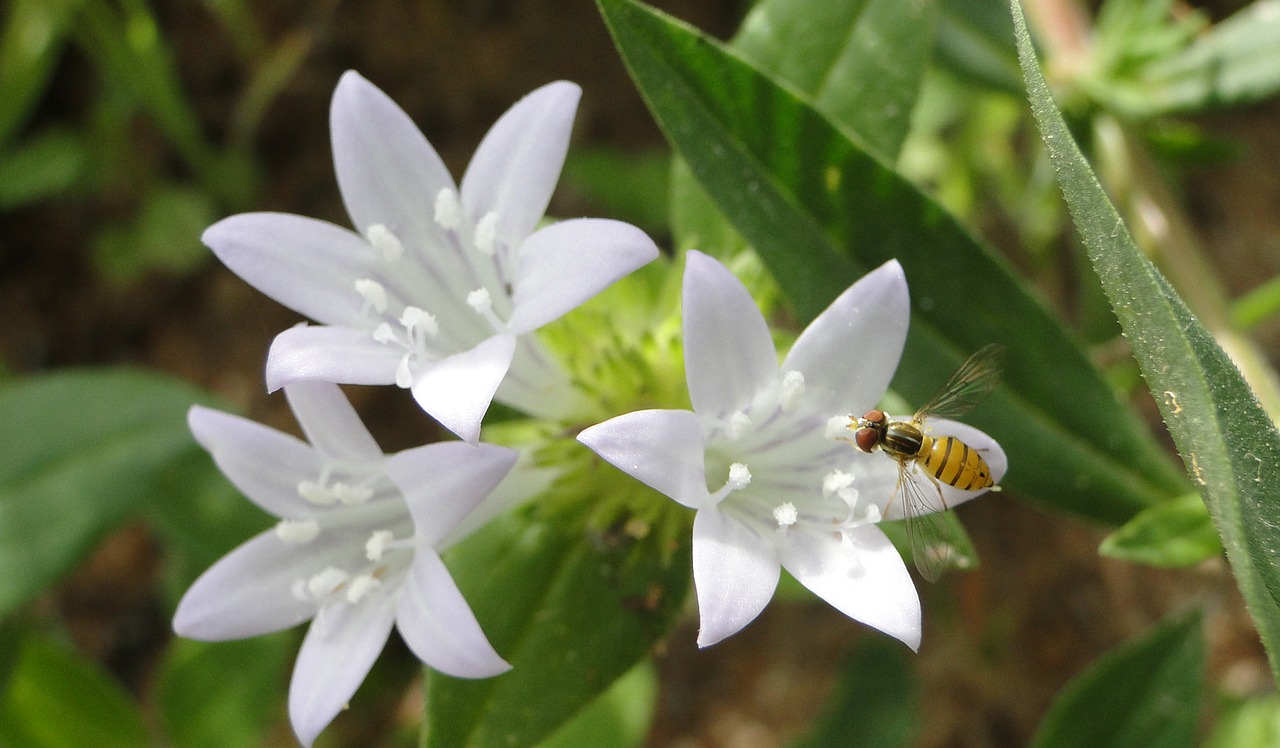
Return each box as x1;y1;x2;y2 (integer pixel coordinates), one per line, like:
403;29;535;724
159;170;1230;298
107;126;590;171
853;427;881;453
859;408;886;425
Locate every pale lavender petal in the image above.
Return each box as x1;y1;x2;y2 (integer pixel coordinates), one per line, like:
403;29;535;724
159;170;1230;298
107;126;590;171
330;71;454;254
173;530;319;640
577;409;711;509
265;325;402;392
683;251;778;418
506;219;658;334
782;260;910;415
203;213;376;325
284;381;383;464
383;442;518;547
460;81;580;249
187;406;320;518
289;597;396;747
410;333;517;444
396;548;511;678
780;523;921;650
692;507;780;647
438;456;559;550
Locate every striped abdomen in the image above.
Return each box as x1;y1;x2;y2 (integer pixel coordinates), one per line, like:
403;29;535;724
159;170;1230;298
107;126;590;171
918;435;993;491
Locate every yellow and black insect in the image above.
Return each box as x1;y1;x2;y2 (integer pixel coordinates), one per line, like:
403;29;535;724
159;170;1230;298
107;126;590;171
850;344;1004;581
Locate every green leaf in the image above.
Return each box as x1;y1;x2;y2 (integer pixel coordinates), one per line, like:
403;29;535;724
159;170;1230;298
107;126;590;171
0;368;210;617
423;504;691;748
1029;610;1203;748
1109;0;1280;116
536;660;657;748
1099;492;1222;568
0;636;149;747
1204;693;1280;748
934;0;1022;93
154;636;290;748
1013;0;1280;675
93;184;216;282
598;0;1187;523
733;0;937;161
0;127;87;208
0;0;85;148
789;638;920;748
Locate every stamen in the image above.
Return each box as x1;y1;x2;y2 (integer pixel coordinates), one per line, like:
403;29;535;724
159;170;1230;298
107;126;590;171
773;502;798;528
373;323;398;344
728;462;752;489
434;188;461;230
332;482;374;505
779;370;806;412
400;306;439;338
394;356;414;388
355;278;389;315
467;287;492;314
346;574;381;604
822;470;857;504
275;518;320;544
825;414;851;440
365;530;396;562
474;211;499;256
306;567;349;599
366;224;404;262
725;410;751;440
298;480;337;506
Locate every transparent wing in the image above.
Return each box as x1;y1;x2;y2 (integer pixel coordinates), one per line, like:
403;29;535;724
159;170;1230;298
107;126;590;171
914;343;1005;422
894;462;952;583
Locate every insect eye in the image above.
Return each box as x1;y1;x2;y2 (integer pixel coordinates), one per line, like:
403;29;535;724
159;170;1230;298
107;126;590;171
853;427;880;453
859;408;885;425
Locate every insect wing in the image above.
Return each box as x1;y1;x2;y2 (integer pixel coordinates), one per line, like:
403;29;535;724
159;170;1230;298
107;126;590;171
913;343;1005;422
898;463;953;582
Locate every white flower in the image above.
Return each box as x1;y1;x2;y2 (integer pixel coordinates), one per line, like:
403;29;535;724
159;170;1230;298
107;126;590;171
202;71;659;442
578;251;1006;650
173;382;517;747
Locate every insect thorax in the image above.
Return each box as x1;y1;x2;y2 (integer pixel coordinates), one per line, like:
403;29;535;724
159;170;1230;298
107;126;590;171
882;420;925;459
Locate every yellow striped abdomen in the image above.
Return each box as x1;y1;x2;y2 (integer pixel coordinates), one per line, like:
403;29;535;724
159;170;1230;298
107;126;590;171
918;435;993;491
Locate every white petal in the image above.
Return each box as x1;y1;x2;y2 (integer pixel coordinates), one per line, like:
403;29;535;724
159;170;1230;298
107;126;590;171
383;442;518;547
284;382;383;463
692;507;780;647
506;218;659;335
396;548;511;678
187;406;321;518
289;597;396;747
780;523;921;651
782;260;910;415
173;530;319;640
460;81;580;250
410;334;517;444
329;71;455;262
683;251;778;417
577;409;711;509
265;325;402;392
438;456;560;550
202;213;377;325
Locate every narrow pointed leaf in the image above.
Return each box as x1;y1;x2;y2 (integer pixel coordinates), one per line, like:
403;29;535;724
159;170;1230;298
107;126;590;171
599;0;1187;523
1013;0;1280;674
1029;610;1203;748
1098;493;1222;568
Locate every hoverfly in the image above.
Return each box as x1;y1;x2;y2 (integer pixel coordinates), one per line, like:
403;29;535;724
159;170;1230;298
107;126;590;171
850;344;1004;581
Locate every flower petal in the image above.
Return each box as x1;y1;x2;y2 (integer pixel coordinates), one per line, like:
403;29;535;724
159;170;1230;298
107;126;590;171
683;251;778;417
781;260;909;416
383;442;518;547
187;406;321;518
396;547;511;678
410;333;517;444
692;507;780;647
780;523;921;650
577;409;711;509
202;213;377;326
173;530;319;640
330;71;455;258
265;325;402;392
506;218;659;335
289;597;396;747
284;382;383;464
460;81;580;250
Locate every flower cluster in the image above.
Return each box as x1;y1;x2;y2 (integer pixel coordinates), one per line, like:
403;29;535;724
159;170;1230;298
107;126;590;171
178;71;1004;747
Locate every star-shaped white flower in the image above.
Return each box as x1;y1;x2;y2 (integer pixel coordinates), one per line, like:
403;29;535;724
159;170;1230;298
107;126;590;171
578;251;1006;649
174;382;516;747
203;71;659;442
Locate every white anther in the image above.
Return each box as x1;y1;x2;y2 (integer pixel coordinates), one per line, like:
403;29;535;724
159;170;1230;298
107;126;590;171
780;370;806;412
332;482;374;505
822;470;857;505
434;188;461;230
400;306;439;337
275;518;320;544
373;323;398;344
366;224;404;262
306;567;349;599
862;504;882;523
355;278;389;314
298;481;337;506
725;411;752;440
727;463;752;489
467;287;493;313
365;530;396;562
346;574;381;604
773;502;798;528
825;414;851;440
474;211;499;256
